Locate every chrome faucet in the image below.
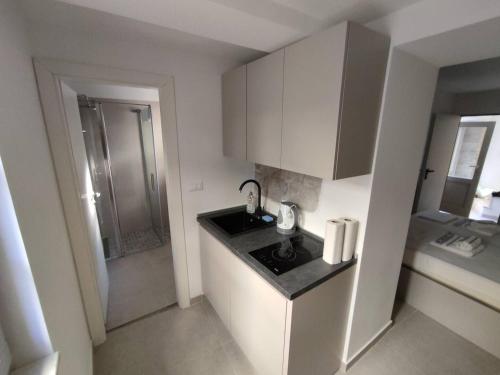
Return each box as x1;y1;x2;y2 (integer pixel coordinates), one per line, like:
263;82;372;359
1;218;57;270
239;179;262;214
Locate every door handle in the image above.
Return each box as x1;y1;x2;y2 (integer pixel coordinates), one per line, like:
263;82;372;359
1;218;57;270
424;168;435;179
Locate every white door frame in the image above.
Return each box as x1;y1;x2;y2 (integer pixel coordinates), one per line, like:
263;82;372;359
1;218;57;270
33;58;190;344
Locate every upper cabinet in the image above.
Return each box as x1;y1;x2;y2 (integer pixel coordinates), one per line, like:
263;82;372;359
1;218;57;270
246;49;284;169
282;22;389;179
222;65;246;159
222;21;389;180
281;23;347;179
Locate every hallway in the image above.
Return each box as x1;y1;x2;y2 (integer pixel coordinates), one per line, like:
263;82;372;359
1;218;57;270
106;244;176;330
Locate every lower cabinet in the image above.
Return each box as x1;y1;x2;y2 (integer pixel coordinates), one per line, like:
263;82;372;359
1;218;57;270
200;227;231;329
230;252;287;375
200;227;354;375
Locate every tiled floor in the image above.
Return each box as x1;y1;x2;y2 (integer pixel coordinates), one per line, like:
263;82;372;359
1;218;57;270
344;300;500;375
108;228;167;258
121;228;165;255
106;243;177;330
95;298;500;375
94;300;256;375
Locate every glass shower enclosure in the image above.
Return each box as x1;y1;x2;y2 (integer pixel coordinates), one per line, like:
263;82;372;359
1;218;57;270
78;97;165;259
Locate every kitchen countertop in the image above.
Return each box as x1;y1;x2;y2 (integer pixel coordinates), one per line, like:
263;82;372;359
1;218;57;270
197;206;355;300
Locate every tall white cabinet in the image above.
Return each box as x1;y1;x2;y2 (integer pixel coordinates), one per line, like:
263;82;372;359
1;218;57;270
222;21;389;180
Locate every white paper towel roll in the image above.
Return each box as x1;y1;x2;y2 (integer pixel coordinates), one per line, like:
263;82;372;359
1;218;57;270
340;218;358;261
323;220;345;265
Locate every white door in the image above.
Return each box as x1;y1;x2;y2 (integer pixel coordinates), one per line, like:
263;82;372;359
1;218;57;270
417;114;461;212
60;82;109;320
440;121;494;216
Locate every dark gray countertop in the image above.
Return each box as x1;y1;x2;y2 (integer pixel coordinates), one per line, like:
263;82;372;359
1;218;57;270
197;206;355;300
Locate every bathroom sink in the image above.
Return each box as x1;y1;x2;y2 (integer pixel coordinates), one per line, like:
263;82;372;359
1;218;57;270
209;210;274;236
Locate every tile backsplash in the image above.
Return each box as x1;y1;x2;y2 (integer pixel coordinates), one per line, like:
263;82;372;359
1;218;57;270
255;164;322;212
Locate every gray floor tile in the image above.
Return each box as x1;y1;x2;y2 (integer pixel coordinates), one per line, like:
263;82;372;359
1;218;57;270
223;341;257;375
106;242;177;330
345;300;500;375
391;298;416;324
96;296;500;375
201;299;234;346
166;346;236;375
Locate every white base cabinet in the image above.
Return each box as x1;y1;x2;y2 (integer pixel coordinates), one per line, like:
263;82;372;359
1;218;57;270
200;227;355;375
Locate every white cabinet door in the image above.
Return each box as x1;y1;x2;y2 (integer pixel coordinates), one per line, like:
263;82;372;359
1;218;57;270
247;49;284;168
200;228;231;329
222;65;246;159
282;23;347;179
230;258;287;375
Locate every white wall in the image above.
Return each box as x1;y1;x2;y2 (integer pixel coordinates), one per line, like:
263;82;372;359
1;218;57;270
27;22;255;298
0;1;92;373
454;89;500;115
343;49;438;361
0;157;52;369
0;323;10;375
432;90;456;113
262;175;371;260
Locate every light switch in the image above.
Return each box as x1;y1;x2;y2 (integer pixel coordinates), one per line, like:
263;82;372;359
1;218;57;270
189;180;204;192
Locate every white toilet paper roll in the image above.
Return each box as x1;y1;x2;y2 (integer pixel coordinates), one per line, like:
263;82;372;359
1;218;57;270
340;218;358;262
322;220;345;265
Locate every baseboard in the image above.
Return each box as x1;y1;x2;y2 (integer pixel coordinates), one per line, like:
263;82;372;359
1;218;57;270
341;320;393;372
190;294;204;306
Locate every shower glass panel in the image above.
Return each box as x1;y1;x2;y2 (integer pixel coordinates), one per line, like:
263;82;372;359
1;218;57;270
79;98;166;259
79;101;122;259
138;107;164;241
100;101;164;257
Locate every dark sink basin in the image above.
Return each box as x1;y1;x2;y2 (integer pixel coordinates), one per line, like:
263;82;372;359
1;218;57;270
209;210;275;236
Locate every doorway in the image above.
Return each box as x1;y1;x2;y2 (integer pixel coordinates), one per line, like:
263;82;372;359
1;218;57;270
78;98;169;259
76;94;177;330
415;114;497;221
34;58;191;344
440;120;494;217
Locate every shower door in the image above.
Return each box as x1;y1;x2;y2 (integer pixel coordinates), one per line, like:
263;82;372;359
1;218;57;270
79;102;122;259
80;100;165;258
138;107;164;241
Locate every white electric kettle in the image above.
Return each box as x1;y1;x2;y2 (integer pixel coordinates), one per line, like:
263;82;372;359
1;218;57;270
277;201;297;235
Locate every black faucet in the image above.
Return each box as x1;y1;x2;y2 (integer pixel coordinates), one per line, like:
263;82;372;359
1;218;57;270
239;179;262;214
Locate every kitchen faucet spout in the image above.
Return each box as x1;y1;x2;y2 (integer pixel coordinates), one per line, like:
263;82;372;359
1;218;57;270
239;179;262;214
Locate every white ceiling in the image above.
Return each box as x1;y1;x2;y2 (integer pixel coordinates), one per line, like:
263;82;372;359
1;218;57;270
20;0;422;60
